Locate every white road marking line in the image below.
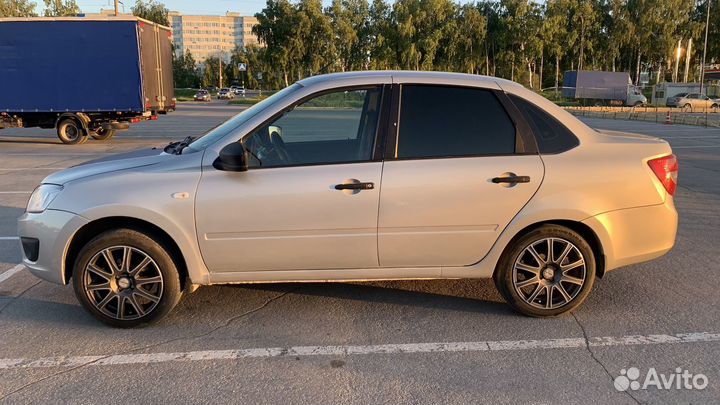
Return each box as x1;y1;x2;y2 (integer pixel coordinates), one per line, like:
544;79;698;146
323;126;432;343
0;236;19;240
672;145;720;149
0;264;24;284
0;331;718;370
0;191;32;194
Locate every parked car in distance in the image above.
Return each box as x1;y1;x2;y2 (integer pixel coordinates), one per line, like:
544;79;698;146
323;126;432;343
666;92;719;110
193;90;211;102
18;71;678;327
218;88;235;99
230;85;246;96
205;86;218;94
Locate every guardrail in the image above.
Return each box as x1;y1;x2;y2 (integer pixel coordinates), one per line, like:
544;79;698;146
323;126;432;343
564;106;720;127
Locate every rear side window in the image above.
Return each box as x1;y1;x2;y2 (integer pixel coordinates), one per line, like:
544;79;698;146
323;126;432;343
509;95;579;154
396;85;516;159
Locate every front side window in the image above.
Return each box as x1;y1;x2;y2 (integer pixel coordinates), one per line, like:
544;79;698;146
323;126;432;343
243;87;383;168
185;83;302;152
396;85;516;159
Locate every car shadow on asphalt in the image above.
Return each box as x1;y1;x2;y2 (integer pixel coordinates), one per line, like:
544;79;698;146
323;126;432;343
0;136;63;145
0;279;513;329
219;278;512;316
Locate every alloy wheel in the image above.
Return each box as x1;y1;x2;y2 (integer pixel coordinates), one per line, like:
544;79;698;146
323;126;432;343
512;237;587;310
82;245;164;320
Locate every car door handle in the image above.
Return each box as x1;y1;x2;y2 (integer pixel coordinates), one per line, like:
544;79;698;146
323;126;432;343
492;175;531;184
334;182;375;190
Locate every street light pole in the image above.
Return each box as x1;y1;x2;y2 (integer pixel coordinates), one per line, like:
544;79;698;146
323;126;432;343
701;0;711;95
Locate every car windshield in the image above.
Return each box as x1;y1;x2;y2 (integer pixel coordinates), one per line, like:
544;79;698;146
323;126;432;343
184;83;302;153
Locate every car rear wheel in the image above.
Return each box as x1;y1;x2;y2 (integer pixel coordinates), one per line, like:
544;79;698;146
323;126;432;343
57;118;88;145
494;224;596;317
72;229;182;327
90;127;116;141
683;103;692;112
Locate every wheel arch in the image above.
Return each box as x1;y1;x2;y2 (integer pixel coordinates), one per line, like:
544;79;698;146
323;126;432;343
64;216;190;289
492;219;606;279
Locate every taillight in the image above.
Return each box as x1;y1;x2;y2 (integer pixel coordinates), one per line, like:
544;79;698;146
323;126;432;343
648;154;678;196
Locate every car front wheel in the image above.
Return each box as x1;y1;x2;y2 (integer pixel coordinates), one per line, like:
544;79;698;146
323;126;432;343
72;229;182;327
494;225;596;317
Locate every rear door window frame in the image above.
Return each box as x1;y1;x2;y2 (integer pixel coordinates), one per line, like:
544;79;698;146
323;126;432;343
382;83;538;161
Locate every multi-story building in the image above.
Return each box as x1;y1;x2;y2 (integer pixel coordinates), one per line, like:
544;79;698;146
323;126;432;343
168;11;259;62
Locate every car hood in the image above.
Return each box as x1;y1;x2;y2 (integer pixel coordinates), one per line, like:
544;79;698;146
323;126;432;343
43;148;168;185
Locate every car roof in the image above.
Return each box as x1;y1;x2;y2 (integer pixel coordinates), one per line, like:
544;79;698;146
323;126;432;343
297;70;522;91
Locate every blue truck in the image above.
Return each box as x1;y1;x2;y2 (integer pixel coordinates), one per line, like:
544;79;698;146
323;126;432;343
0;17;175;144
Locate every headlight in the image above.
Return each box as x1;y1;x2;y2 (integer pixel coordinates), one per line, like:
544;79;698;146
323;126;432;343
26;184;63;213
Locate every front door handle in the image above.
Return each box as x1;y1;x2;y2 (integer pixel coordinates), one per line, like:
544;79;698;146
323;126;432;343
492;174;531;184
335;181;375;190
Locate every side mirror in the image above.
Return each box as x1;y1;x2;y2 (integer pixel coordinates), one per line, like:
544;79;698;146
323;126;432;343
213;142;248;172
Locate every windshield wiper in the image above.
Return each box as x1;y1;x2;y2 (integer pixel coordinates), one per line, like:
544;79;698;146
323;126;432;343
163;136;196;155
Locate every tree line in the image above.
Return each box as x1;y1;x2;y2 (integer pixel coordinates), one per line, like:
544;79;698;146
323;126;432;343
246;0;716;90
2;0;719;91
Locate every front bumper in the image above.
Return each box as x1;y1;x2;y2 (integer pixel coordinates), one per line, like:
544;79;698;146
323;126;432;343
17;209;88;285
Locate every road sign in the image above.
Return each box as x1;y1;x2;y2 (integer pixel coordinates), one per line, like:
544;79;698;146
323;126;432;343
238;63;247;71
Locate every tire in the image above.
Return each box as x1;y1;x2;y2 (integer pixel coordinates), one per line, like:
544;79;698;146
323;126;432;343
72;229;183;327
494;224;596;317
633;101;643;107
683;103;692;112
57;118;88;145
90;127;116;141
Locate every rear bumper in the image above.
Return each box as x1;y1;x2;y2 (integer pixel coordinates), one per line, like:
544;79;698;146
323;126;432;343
17;209;88;285
583;198;678;272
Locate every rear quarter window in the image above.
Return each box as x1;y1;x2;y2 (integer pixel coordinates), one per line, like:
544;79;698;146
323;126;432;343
509;95;579;154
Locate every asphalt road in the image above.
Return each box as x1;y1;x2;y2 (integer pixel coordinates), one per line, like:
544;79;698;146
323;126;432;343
0;105;719;405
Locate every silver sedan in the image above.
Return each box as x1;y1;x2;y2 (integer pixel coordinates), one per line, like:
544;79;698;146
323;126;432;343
18;71;678;327
666;92;719;110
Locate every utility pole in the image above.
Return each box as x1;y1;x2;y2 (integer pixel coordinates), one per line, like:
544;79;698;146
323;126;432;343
219;57;223;89
684;38;693;83
673;39;682;83
114;0;119;16
701;0;711;95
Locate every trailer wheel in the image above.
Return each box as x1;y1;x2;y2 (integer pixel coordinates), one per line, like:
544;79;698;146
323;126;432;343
90;127;116;141
57;118;88;145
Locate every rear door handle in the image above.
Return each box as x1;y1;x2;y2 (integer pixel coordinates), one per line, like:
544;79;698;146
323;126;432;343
335;182;375;190
492;175;531;184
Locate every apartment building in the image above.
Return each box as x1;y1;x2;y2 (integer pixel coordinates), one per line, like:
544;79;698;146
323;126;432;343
168;11;259;62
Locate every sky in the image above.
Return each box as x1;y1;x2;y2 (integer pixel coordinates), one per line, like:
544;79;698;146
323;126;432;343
33;0;310;17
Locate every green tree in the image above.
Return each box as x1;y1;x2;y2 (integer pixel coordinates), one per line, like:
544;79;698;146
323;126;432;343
202;57;221;88
368;0;395;69
0;0;37;17
254;0;303;86
173;50;200;88
43;0;80;16
131;0;169;26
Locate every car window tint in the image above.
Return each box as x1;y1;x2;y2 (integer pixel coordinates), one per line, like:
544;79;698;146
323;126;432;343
509;94;579;154
244;87;383;168
395;85;515;158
